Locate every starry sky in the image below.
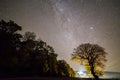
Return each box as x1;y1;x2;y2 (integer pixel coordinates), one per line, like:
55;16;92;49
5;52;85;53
0;0;120;72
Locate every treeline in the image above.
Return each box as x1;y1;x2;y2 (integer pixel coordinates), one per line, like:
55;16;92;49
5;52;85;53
0;20;75;77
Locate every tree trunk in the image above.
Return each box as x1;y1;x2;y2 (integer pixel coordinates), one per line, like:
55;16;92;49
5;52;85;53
91;66;100;80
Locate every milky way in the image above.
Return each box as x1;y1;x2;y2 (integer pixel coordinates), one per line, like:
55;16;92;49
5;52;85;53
0;0;120;72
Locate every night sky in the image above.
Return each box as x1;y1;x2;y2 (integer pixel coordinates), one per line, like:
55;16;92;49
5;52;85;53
0;0;120;72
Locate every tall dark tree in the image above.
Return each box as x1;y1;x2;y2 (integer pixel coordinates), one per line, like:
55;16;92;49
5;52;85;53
0;20;22;76
16;31;37;76
19;32;58;76
71;43;107;80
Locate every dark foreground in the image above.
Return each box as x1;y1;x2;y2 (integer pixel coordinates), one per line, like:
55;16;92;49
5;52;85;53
0;77;120;80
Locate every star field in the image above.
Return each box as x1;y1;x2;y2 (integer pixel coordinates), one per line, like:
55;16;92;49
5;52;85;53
0;0;120;72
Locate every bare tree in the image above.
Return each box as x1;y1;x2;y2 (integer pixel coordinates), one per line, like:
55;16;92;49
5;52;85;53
71;43;107;80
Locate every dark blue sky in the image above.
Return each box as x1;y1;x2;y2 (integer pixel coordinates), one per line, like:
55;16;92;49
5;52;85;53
0;0;120;72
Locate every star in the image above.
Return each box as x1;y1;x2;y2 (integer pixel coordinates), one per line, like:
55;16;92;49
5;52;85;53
90;27;94;30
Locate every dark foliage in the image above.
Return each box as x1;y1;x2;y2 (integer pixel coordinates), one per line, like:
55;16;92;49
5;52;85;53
0;20;75;77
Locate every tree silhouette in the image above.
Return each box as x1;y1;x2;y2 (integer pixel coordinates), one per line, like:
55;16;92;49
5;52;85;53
0;20;22;77
0;20;75;77
20;31;73;77
71;43;107;80
57;60;75;77
22;32;36;41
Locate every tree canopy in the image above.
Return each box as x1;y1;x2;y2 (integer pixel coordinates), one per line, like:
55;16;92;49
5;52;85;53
71;43;107;79
0;20;75;77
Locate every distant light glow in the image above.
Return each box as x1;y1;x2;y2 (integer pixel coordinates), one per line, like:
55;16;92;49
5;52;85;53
78;71;84;75
77;71;88;78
